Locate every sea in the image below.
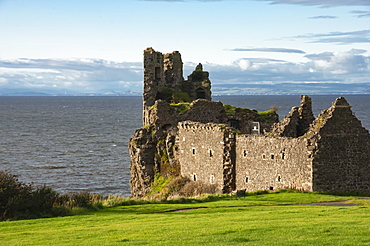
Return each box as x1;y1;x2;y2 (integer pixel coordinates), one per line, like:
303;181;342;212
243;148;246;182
1;95;369;197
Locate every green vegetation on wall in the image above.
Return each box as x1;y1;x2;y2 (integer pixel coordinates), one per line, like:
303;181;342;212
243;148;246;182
257;110;279;124
190;70;209;82
170;102;191;114
223;104;237;115
223;104;278;124
173;91;192;103
157;86;192;104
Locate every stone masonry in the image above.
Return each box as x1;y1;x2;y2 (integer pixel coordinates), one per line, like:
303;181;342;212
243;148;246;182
129;48;370;197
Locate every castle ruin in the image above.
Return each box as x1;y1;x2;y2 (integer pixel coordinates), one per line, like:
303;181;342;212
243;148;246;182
129;48;370;197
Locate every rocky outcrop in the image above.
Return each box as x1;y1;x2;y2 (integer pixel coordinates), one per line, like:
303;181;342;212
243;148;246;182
129;128;157;197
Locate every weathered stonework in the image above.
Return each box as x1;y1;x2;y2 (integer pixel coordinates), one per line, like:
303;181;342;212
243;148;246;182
271;95;314;137
235;136;312;192
143;47;211;126
175;96;370;194
307;97;370;193
129;48;370;197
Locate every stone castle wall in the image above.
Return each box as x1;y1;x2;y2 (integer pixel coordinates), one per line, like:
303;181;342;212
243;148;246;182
145;99;226;131
176;123;314;193
235;136;312;192
308;97;370;193
177;122;229;194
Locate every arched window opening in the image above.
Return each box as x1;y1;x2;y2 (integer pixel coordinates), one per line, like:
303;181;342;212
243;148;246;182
195;87;206;99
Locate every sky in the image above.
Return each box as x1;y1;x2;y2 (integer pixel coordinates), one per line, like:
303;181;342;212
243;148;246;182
0;0;369;95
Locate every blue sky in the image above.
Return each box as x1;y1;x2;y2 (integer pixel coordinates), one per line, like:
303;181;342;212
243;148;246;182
0;0;369;94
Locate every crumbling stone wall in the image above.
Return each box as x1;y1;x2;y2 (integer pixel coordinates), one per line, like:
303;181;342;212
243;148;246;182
145;99;226;131
235;136;313;192
143;48;211;126
306;97;370;193
271;95;314;137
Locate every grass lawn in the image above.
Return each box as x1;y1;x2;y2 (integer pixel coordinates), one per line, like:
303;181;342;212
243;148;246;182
1;191;369;245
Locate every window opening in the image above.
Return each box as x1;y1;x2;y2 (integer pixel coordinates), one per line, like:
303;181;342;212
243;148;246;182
251;122;260;135
195;87;206;99
243;150;247;157
269;187;274;191
209;149;213;157
154;67;161;80
192;148;196;155
228;119;240;130
210;175;215;184
277;176;281;182
193;173;197;181
271;154;275;159
245;177;249;183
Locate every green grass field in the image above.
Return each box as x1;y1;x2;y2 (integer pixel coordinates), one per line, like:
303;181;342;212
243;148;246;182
1;191;369;245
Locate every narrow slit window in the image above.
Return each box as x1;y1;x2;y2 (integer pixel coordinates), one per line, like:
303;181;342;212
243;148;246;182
281;153;286;160
210;175;215;184
192;148;196;155
271;154;274;159
245;177;249;183
243;150;247;157
154;67;161;80
193;173;197;181
209;149;213;157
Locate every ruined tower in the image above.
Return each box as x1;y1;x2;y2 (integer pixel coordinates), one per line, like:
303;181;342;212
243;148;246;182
143;47;211;125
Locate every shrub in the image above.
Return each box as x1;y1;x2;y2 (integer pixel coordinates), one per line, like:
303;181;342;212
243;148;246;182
173;92;192;103
0;171;58;220
55;191;103;210
190;70;208;82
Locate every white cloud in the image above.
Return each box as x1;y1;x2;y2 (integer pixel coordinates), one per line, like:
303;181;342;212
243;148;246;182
289;30;370;44
1;49;369;95
306;49;369;74
191;49;370;88
0;59;143;93
238;59;253;70
230;47;306;54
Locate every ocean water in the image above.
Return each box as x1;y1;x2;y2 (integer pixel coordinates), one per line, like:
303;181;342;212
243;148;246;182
1;95;369;196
